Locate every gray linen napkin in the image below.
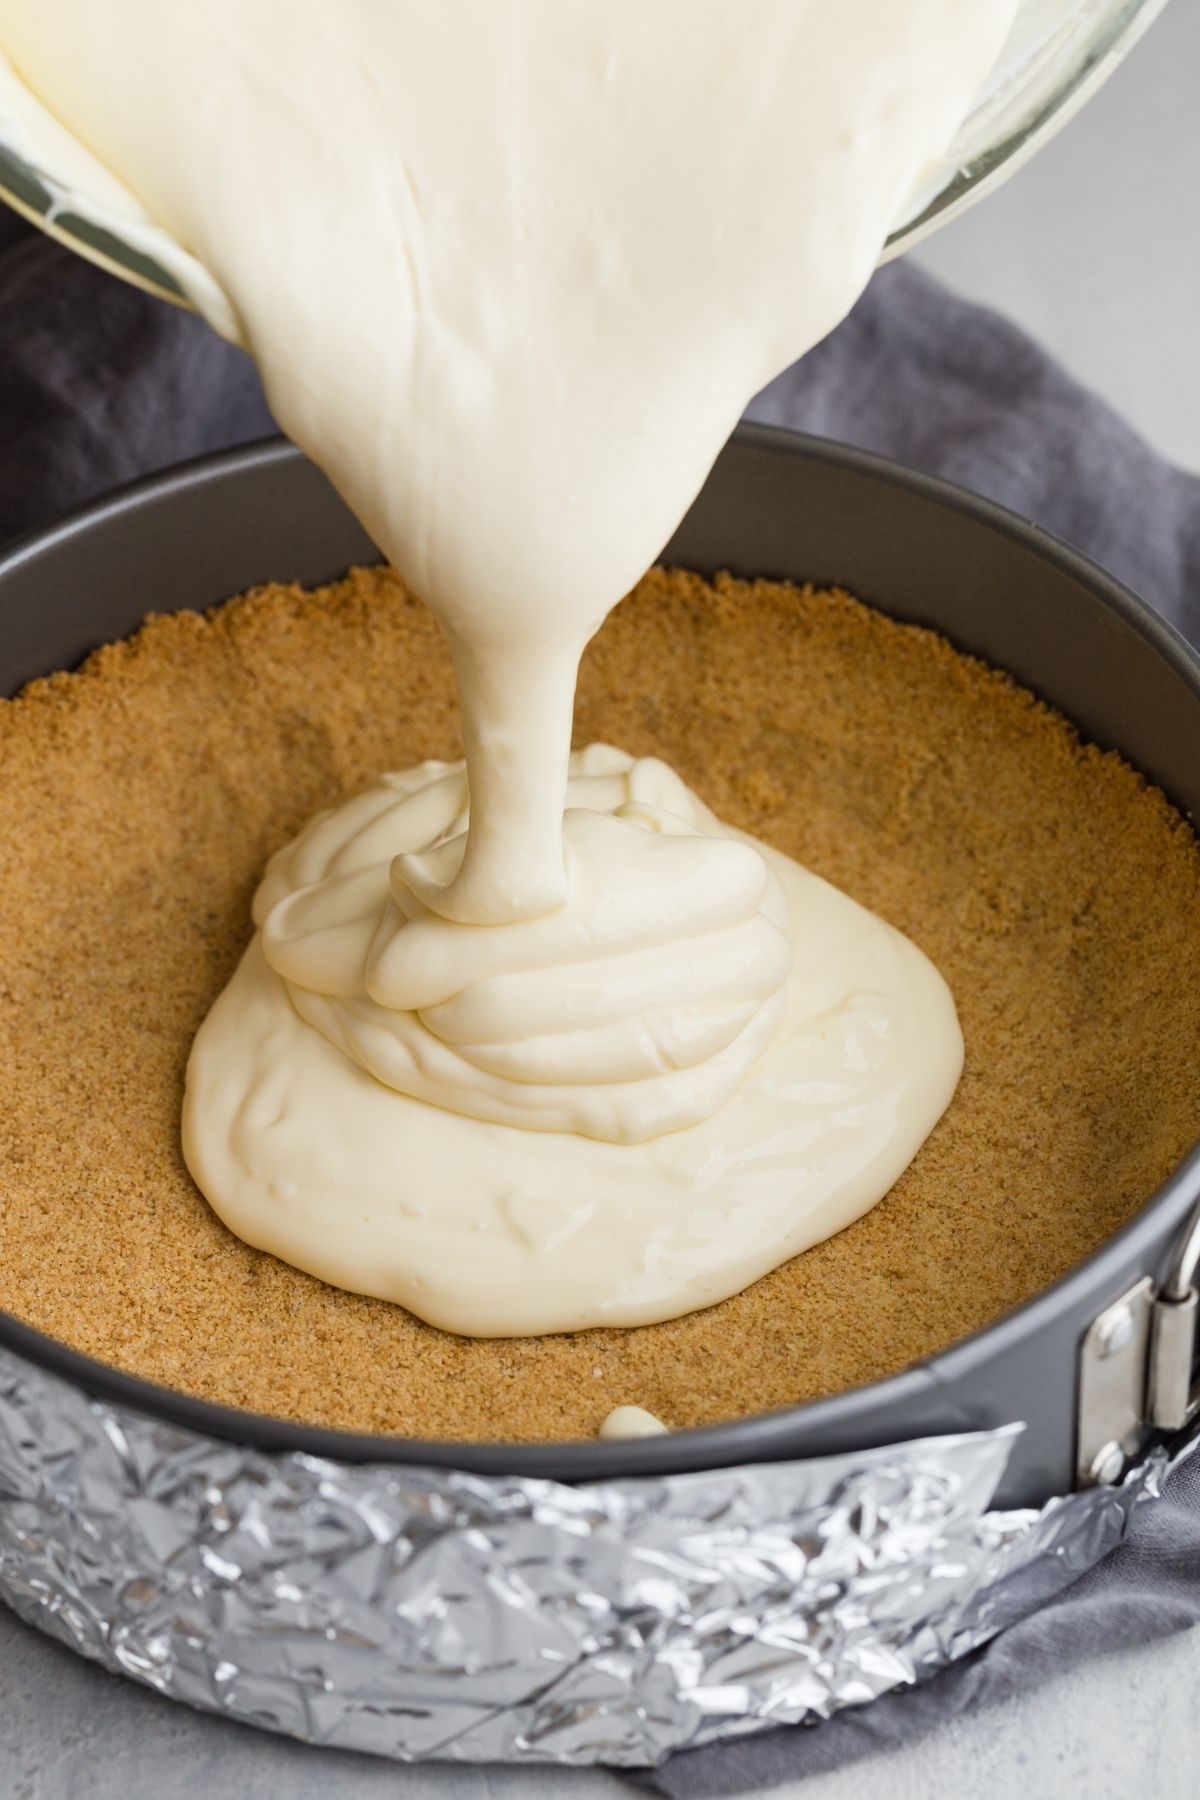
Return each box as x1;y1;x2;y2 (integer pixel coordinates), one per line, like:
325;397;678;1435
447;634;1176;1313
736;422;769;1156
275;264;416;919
2;222;1199;1789
0;227;272;541
636;1447;1200;1796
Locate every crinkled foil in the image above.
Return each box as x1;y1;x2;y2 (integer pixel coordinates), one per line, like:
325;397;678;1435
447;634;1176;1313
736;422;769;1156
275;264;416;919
0;1340;1172;1767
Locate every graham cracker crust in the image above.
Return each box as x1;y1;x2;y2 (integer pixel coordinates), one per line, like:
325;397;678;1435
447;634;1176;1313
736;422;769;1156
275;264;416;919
2;564;1198;1440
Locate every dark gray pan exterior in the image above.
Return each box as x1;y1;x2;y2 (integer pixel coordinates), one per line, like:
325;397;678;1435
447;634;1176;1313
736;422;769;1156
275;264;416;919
2;426;1197;1507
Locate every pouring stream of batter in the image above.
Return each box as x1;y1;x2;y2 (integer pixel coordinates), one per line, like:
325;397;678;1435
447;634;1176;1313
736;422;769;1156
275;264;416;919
0;1;1013;1332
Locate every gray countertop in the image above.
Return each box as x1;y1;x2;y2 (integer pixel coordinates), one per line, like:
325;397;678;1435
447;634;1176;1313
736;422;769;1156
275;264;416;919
3;5;1199;1796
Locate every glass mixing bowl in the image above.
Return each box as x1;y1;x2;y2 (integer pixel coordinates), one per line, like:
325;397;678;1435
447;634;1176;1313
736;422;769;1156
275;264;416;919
883;0;1170;256
0;0;1171;331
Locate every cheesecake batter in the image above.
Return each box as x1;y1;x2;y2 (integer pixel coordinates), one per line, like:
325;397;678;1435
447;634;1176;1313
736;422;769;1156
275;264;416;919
183;747;961;1334
0;2;1015;1332
599;1407;669;1442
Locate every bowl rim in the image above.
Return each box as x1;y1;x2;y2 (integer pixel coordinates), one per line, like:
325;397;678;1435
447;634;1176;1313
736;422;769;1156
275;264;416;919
2;423;1199;1481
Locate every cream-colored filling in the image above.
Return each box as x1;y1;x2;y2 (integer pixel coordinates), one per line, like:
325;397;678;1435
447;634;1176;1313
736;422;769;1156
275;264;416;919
182;749;962;1337
254;748;794;1142
0;1;1012;1335
599;1407;669;1442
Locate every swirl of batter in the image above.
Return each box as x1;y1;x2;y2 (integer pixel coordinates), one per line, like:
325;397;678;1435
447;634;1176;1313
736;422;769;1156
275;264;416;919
256;745;793;1143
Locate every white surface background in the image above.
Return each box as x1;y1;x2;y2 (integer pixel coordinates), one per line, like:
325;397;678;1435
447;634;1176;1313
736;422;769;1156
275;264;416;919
2;3;1199;1795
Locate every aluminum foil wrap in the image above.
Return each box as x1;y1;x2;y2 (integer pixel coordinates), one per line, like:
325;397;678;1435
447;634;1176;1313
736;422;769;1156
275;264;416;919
0;1339;1168;1767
